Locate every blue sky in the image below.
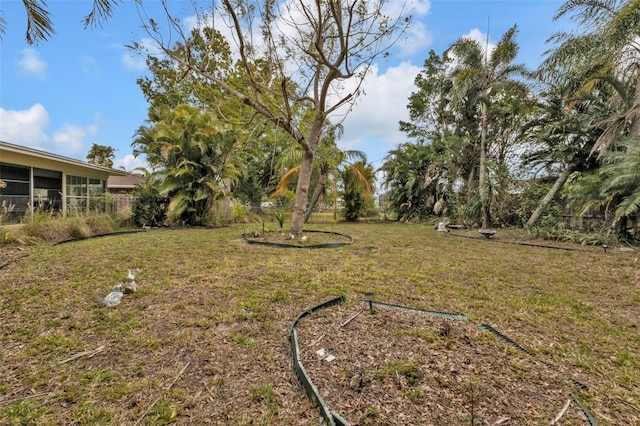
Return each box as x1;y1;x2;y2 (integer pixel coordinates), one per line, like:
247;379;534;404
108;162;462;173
0;0;569;173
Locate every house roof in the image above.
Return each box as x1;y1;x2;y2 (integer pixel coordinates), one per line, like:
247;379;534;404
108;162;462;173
107;174;146;188
0;140;129;176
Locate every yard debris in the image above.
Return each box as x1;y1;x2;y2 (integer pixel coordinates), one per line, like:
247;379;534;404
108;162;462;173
340;309;364;327
101;269;141;307
308;333;326;347
59;345;105;364
550;399;571;425
296;304;590;425
316;348;335;362
123;268;141;294
102;285;124;307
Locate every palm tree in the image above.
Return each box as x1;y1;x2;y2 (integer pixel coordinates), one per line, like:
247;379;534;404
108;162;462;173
542;0;640;148
380;142;444;222
523;81;601;227
447;25;528;228
132;104;249;225
535;0;640;230
600;138;640;224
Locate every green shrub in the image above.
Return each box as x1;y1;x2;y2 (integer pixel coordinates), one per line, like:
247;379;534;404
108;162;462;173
233;203;248;223
131;186;168;227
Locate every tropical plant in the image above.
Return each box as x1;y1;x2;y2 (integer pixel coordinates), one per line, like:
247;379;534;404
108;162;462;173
132;104;248;226
379;142;444;222
86;144;115;168
533;0;640;230
131;180;168;228
342;160;375;222
446;24;529;228
522;81;602;227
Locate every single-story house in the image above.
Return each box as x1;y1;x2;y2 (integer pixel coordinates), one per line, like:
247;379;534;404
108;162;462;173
107;174;146;212
0;140;130;219
107;174;146;194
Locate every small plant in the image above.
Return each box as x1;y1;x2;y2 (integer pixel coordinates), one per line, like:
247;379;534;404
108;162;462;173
148;399;178;424
250;380;277;421
1;399;44;424
406;389;425;404
232;334;256;348
233;203;248;223
273;210;286;229
378;360;421;385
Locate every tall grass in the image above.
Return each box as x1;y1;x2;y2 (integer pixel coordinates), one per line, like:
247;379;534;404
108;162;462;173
20;211;116;243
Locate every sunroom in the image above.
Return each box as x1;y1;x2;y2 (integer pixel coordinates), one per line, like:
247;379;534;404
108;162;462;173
0;141;129;221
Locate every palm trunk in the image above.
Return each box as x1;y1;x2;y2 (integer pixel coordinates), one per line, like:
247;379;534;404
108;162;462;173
333;179;338;221
466;167;475;201
629;75;640;137
525;167;573;227
479;109;488;228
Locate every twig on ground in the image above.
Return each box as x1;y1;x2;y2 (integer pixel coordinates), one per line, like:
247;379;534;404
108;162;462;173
308;334;326;347
341;310;364;327
550;399;571;425
202;381;216;401
59;345;105;364
134;362;190;425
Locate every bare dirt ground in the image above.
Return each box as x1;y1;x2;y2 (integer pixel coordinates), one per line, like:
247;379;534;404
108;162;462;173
295;302;591;426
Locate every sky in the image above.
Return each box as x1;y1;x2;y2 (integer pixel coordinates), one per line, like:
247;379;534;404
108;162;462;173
0;0;572;175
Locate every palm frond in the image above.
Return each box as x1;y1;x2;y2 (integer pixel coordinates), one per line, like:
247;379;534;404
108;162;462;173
22;0;55;45
0;15;6;40
271;166;300;198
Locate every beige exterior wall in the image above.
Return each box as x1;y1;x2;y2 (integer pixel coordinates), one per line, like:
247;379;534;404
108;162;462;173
1;142;128;218
1;150;112;181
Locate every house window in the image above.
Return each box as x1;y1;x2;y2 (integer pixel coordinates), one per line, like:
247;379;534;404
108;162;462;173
89;178;106;211
65;176;106;213
66;175;88;213
0;162;30;217
33;168;62;213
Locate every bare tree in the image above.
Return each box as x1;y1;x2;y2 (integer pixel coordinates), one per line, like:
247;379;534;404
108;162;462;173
136;0;409;235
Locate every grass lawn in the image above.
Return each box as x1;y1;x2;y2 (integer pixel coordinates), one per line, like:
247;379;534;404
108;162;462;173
0;223;638;425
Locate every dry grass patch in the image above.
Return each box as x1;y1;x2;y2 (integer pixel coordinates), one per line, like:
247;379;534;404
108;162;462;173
0;223;638;425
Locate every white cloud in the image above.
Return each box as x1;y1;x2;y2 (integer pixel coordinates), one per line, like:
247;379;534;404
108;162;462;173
397;19;433;57
337;61;421;163
52;123;98;155
82;56;102;78
113;154;149;172
461;28;496;56
122;51;147;71
0;104;100;156
18;48;47;79
0;104;50;147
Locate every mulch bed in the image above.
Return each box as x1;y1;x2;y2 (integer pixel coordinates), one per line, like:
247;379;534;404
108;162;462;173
294;303;591;425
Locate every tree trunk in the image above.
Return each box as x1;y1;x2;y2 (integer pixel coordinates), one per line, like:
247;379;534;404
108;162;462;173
290;150;315;236
525;167;573;227
466;167;475;201
290;120;323;236
304;171;327;223
333;179;338;221
479;109;488;228
629;74;640;137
